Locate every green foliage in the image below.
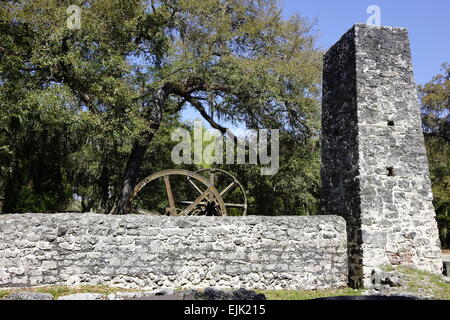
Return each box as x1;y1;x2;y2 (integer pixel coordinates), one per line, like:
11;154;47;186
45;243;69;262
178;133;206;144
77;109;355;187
0;84;81;212
8;185;68;213
419;63;450;141
5;1;444;222
0;0;322;214
419;63;450;248
130;116;197;214
217;132;320;216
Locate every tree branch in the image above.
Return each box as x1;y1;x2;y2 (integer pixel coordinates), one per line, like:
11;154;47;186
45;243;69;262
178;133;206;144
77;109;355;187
185;96;236;140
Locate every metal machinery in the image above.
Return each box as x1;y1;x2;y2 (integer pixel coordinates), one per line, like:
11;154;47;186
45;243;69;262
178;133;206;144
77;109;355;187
129;168;247;216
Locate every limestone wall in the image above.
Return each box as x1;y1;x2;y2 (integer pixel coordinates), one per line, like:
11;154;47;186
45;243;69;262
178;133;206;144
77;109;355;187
0;213;348;290
321;24;442;288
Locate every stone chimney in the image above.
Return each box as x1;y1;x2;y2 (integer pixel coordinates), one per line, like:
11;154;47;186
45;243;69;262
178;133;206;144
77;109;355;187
321;24;442;288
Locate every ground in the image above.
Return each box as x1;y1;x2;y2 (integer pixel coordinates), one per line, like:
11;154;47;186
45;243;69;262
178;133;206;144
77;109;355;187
0;267;448;300
363;265;450;300
0;285;362;300
258;288;362;300
0;285;140;299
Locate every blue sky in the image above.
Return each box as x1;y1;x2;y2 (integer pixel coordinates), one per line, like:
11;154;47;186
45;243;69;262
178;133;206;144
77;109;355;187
282;0;450;85
182;0;449;129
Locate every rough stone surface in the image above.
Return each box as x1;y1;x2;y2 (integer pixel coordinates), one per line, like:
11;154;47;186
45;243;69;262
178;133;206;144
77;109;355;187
154;288;175;295
107;291;147;300
363;265;449;300
370;269;404;287
107;288;175;300
0;213;347;290
57;293;107;300
5;291;54;300
321;24;442;288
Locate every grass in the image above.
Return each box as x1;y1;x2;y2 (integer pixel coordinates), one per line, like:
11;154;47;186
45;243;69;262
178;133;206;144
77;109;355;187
381;266;450;300
261;266;450;300
258;287;362;300
0;285;142;299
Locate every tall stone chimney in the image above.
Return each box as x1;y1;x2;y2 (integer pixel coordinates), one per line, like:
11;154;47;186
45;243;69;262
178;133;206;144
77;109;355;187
321;24;442;288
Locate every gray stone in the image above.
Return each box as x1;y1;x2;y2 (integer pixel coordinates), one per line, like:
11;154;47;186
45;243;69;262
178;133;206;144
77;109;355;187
108;292;146;300
57;293;107;300
6;292;54;300
321;24;442;288
370;270;404;287
57;226;67;237
443;261;450;276
0;213;347;291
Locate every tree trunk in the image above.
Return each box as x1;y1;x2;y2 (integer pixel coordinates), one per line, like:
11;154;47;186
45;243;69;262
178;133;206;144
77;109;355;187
81;197;94;213
110;141;151;215
110;84;176;215
97;162;110;213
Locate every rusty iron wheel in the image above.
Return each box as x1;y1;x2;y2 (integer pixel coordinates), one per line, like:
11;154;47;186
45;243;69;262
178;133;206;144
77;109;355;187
129;169;227;216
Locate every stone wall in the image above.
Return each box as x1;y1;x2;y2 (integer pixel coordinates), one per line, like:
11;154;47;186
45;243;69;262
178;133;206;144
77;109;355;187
0;213;348;290
321;25;362;287
321;24;442;288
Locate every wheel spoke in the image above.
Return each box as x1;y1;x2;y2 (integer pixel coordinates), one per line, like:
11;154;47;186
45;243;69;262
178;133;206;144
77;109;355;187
208;169;215;201
182;188;211;215
220;181;237;197
163;175;177;216
224;203;246;208
187;177;203;195
177;200;207;206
